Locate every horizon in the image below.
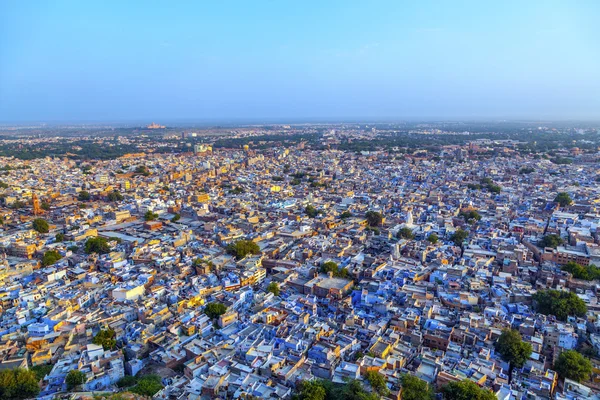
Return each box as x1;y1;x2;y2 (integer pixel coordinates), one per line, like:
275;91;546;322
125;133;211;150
1;1;600;122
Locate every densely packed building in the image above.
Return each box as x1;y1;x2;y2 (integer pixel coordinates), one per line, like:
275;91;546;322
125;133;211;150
0;125;599;399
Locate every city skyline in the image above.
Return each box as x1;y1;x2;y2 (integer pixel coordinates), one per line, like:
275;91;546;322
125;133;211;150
1;0;600;122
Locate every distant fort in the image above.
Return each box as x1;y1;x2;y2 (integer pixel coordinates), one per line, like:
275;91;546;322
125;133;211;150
146;122;165;129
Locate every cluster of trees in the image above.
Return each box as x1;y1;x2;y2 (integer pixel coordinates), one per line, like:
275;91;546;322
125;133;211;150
85;237;112;254
562;261;600;281
106;190;123;202
469;178;501;194
293;378;379;400
460;210;482;223
226;240;261;260
204;302;227;319
533;289;587;321
93;328;117;350
135;165;150;176
117;374;163;397
42;249;62;267
554;192;573;207
365;211;383;227
0;368;40;399
320;261;350;279
538;234;563;249
32;218;49;233
294;375;494;400
340;211;352;219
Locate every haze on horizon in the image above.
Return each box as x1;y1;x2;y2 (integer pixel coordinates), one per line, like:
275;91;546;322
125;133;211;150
1;0;599;123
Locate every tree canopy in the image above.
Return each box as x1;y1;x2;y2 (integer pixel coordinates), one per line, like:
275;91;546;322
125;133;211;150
267;282;280;296
400;374;434;400
85;237;111;254
226;240;261;260
450;229;469;246
441;379;496;400
320;261;350;279
494;329;532;381
130;374;163;397
460;210;482;223
397;227;415;240
538;234;563;249
42;249;62;267
427;233;439;244
78;190;91;201
0;368;40;400
92;328;117;350
364;370;389;396
66;369;86;390
32;218;49;233
305;204;319;218
554;192;573;207
562;261;600;281
144;210;158;221
533;289;587;321
107;190;123;202
365;211;383;227
553;350;592;382
204;302;227;319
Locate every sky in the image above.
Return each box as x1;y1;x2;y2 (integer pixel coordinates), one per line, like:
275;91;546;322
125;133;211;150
1;0;599;123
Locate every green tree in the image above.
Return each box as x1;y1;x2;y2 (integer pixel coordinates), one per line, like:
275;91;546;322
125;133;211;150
32;218;49;233
494;329;533;382
365;210;383;227
441;379;496;400
533;289;587;321
562;262;600;281
204;302;227;319
305;204;319;218
554;192;573;207
93;328;117;350
116;375;138;388
320;261;349;278
65;369;86;390
130;375;163;396
427;233;439;244
460;210;482;223
397;227;415;240
0;368;40;399
107;190;123;202
539;234;563;249
400;374;434;400
340;211;352;219
30;364;53;381
41;201;51;211
267;282;280;296
55;232;65;242
144;210;158;221
85;237;111;254
170;213;181;222
364;370;389;396
135;165;150;176
554;350;592;382
450;229;469;246
42;250;62;267
226;240;261;260
78;191;91;201
295;379;326;400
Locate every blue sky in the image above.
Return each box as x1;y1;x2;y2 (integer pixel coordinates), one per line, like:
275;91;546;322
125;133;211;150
1;0;599;122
